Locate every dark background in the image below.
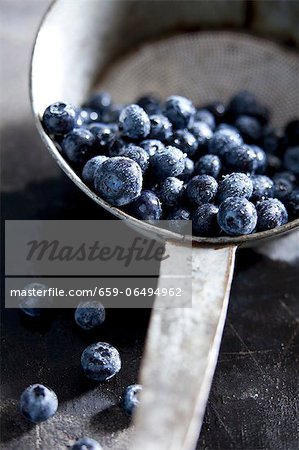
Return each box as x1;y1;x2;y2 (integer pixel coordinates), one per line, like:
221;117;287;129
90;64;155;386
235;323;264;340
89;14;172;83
1;1;299;449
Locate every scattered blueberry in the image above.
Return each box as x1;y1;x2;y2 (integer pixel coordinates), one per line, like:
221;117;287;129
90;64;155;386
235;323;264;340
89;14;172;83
157;177;184;207
164;95;195;129
75;301;106;330
94;157;142;206
118;144;149;173
119;104;150;140
256;198;288;231
209;128;243;158
148;114;173;141
150;146;185;179
192;204;219;236
251;175;274;201
18;283;52;317
129;190;162;220
61;128;95;164
43;102;76;135
81;342;121;381
186;175;218;205
121;384;142;415
218;172;253;203
140;139;165;157
225;144;258;174
169;129;198;157
20;384;58;423
82;156;108;184
284;146;299;175
71;437;103;450
179;157;194;182
194;109;216;130
137;94;161;115
195;154;221;178
218;197;257;236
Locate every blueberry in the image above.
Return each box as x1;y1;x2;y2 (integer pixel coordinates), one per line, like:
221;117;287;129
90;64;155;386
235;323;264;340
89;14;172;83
137;94;161;115
90;126;116;154
150;146;185;179
273;171;297;186
217;123;239;134
204;101;226;123
192;204;219;236
218;197;257;236
195;154;221;179
108;137;127;157
261;125;280;154
225;144;258;174
121;384;142;415
83;91;112;115
266;154;282;176
194;109;216;130
188;121;213;150
119;104;150;140
284;146;299;175
167;206;191;233
273;177;293;202
209;129;243;158
227;90;269;124
251;175;274;201
164;95;195;129
148;114;173;141
286;188;299;218
156;177;184;207
256;198;288;231
61;128;95;164
139;139;165;157
218;172;253;203
285;119;299;146
20;384;58;423
169;129;198;157
118;144;149;173
18;283;52;317
82;156;108;184
179;157;194;182
102;103;123;123
81;342;121;381
71;437;103;450
76;108;100;127
75;301;105;330
249;145;267;174
129;190;162;220
235;115;262;143
42;102;76;136
186;175;218;205
94;157;143;206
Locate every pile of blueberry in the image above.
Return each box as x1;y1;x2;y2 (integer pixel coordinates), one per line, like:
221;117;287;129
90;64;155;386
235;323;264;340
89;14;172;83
19;294;140;449
42;91;299;236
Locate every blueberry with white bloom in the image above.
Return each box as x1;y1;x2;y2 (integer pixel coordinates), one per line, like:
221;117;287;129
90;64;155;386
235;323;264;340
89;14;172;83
157;177;184;207
235;115;262;143
225;144;259;174
194;109;216;130
188;121;213;149
273;176;293;202
118;144;149;173
90;126;115;153
119;104;150;140
169;130;198;157
72;437;103;450
137;94;161;115
75;301;106;330
81;342;121;381
140;139;165;157
61;128;95;164
218;173;253;203
192;204;219;236
94;157;143;206
256;198;288;231
150;146;185;179
195;154;221;179
249;145;267;174
148;114;173;141
121;384;142;415
209;128;243;158
19;283;52;317
43;102;76;136
82;156;108;184
164;95;195;129
129;190;162;220
179;157;194;182
218;197;257;236
186;175;218;205
20;384;58;423
251;175;274;201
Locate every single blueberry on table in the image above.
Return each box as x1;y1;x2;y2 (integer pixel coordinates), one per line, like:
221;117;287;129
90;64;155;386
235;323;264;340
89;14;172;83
140;139;165;157
119;104;150;140
186;175;218;205
164;95;195;129
286;188;299;218
251;175;274;202
19;283;52;317
273;176;293;202
121;384;142;415
42;102;76;136
20;384;58;423
208;128;243;158
218;172;253;203
284;146;299;175
192;204;219;236
179;157;194;182
71;437;103;450
225;144;258;174
150;146;185;179
75;301;106;330
195;154;221;179
83;91;112;115
94;157;143;206
188;121;213;150
89;126;116;154
81;342;121;381
218;197;257;236
82;156;108;184
285;119;299;146
136;94;161;115
194;109;216;130
167;206;191;233
156;177;184;207
148;114;173;141
129;190;162;220
61;128;95;164
118;144;149;173
169;129;198;157
256;198;288;231
235;115;262;143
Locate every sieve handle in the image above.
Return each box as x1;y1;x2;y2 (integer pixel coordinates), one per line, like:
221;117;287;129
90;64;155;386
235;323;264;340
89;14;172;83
131;242;237;450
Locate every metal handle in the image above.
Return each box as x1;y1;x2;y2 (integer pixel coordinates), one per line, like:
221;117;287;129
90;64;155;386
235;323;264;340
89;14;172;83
131;242;237;450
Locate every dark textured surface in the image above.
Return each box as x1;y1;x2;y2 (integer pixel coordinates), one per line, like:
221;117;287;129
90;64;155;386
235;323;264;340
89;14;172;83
1;1;299;449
